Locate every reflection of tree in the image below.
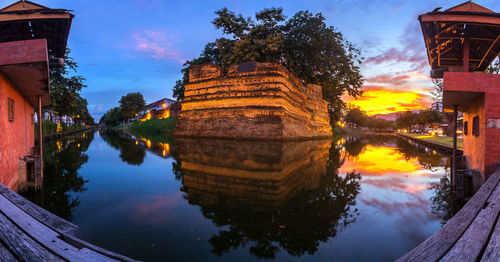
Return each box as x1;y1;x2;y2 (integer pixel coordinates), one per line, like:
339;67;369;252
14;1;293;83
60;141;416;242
395;138;446;171
101;130;145;165
22;132;94;221
175;140;361;259
430;175;464;223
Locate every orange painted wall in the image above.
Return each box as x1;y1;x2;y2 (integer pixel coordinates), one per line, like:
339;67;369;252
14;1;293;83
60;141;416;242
445;72;500;178
462;96;485;176
0;72;34;190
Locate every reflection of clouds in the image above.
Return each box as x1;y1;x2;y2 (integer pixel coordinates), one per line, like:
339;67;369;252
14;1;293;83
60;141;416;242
363;177;429;194
361;194;440;249
129;192;184;225
340;145;421;175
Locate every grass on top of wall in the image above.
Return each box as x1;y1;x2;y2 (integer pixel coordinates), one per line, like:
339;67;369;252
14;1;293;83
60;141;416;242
130;117;177;140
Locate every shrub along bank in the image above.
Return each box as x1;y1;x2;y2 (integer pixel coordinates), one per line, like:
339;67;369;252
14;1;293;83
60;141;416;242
129;117;177;139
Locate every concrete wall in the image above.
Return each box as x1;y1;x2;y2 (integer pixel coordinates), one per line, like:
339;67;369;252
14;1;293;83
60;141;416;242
444;72;500;178
175;62;332;140
0;72;34;190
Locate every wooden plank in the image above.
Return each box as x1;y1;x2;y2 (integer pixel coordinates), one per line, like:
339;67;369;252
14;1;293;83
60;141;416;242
61;234;139;262
396;169;500;262
0;240;17;262
0;183;78;234
480;170;500;262
441;173;500;261
481;215;500;261
0;211;62;261
0;194;117;261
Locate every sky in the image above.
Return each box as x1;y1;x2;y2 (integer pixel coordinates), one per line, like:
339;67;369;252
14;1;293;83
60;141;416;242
5;0;499;118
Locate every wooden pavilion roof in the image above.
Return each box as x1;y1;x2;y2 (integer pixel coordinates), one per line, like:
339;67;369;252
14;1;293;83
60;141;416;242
0;1;73;59
419;1;500;74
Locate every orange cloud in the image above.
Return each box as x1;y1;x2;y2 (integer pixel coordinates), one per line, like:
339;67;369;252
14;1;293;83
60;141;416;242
344;87;430;115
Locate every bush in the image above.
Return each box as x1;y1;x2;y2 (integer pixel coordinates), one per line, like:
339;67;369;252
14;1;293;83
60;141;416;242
34;120;86;136
130;117;177;139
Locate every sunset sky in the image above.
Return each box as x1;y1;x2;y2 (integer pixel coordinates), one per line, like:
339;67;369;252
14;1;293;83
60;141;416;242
5;0;498;118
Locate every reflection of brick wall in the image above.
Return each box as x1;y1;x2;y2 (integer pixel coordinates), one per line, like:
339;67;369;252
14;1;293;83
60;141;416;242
176;138;330;209
175;62;332;140
0;72;34;190
445;72;500;178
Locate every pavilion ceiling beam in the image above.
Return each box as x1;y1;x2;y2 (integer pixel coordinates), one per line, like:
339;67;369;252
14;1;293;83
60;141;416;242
478;35;500;70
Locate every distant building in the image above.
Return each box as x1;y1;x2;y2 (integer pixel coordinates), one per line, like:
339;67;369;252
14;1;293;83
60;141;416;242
137;98;181;121
431;102;443;112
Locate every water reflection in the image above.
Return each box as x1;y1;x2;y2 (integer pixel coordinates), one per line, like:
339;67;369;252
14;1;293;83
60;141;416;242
101;131;146;165
22;132;93;221
174;138;361;258
25;132;470;261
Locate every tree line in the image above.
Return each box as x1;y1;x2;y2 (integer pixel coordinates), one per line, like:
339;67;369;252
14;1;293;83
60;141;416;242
343;104;442;131
99;92;146;126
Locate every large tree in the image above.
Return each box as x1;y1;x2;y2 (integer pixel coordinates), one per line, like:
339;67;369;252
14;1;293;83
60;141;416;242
344;104;366;127
119;92;146;122
49;48;89;123
173;8;363;124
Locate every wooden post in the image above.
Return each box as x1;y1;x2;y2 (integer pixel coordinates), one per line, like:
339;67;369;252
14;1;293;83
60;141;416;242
452;104;458;185
463;39;470;72
37;95;43;180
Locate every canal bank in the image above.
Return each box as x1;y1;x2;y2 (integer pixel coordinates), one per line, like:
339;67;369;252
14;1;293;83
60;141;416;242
396;133;463;155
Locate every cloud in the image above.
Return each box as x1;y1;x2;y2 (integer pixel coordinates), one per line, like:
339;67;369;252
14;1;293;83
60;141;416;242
131;31;185;63
344;87;431;115
364;18;428;71
365;70;429;86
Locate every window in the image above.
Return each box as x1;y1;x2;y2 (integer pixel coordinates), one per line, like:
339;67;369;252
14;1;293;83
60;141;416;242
472;116;479;137
7;97;14;122
464;121;468;136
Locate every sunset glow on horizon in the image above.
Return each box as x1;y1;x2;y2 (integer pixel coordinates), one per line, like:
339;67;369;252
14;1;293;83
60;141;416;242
344;88;431;116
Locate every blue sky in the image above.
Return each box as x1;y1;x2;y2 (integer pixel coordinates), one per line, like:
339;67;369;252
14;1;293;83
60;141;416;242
5;0;499;118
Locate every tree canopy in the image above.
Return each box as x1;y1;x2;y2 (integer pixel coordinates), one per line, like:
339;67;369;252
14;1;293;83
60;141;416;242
99;107;124;127
344;104;367;127
119;92;146;121
49;48;93;125
173;7;363;123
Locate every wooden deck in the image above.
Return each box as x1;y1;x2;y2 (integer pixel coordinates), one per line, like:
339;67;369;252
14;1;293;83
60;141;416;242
0;183;137;261
397;166;500;262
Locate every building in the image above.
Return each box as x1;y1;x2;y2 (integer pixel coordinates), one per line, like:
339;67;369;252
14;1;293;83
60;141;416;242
175;62;332;140
137;97;181;121
419;1;500;178
0;1;72;190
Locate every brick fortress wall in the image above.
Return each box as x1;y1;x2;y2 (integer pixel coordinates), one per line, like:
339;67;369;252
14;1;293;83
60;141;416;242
175;62;332;140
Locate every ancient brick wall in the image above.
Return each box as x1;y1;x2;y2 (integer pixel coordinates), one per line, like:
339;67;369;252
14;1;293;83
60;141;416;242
444;72;500;178
175;62;332;140
0;72;34;190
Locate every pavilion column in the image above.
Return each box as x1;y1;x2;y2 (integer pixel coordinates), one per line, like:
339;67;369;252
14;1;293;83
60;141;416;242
452;104;458;185
463;39;470;72
37;95;43;181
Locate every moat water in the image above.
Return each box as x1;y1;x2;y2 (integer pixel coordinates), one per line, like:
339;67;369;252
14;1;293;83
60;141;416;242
21;131;464;261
